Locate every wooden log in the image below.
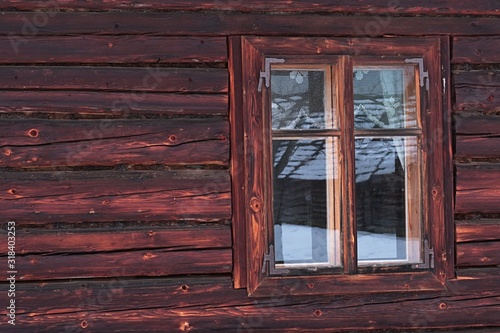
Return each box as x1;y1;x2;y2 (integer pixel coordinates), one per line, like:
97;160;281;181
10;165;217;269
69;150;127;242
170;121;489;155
0;170;231;223
0;91;228;116
0;1;498;15
0;118;229;167
0;36;227;64
455;165;500;214
0;12;499;37
0;66;228;93
457;241;500;267
3;272;499;332
456;220;500;243
0;249;232;281
8;225;231;255
455;115;500;158
453;37;500;64
453;70;500;112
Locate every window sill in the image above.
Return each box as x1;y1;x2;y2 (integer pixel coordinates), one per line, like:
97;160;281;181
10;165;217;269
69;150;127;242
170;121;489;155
249;271;445;297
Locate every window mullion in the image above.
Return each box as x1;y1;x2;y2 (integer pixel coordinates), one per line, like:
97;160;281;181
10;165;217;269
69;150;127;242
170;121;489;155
338;56;357;274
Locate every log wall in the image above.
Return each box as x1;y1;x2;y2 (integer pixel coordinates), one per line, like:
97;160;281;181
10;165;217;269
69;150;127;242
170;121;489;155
0;3;499;332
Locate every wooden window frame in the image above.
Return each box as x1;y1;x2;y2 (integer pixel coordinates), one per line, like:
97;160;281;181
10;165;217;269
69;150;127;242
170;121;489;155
229;36;454;296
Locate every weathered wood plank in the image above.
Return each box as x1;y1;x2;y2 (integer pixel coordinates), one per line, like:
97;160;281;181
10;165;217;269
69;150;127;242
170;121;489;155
453;37;500;64
456;220;500;243
0;66;228;93
455;115;500;158
0;91;228;116
0;1;498;15
3;273;499;332
0;118;229;167
0;36;227;63
453;70;500;112
0;12;499;37
457;241;500;267
0;248;232;280
0;170;231;223
4;225;231;255
455;165;500;214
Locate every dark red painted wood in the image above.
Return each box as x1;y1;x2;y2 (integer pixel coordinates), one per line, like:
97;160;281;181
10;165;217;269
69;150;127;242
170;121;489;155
0;12;499;37
456;220;500;242
453;37;500;64
0;1;498;15
0;36;227;64
0;66;228;93
454;70;500;112
0;91;227;116
0;118;229;167
0;170;231;223
457;241;500;267
10;225;231;255
0;248;232;280
455;165;500;214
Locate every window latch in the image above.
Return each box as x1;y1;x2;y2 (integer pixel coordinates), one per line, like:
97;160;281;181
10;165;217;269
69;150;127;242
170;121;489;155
405;58;429;91
262;244;290;275
258;58;285;92
412;239;435;269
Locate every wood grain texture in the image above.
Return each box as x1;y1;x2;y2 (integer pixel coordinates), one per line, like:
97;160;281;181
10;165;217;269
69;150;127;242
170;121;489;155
0;36;227;64
457;241;500;267
453;37;500;64
0;170;231;223
453;70;500;112
455;165;500;214
1;0;499;15
2;272;499;332
0;66;228;93
7;225;231;255
455;115;500;158
0;12;499;37
0;118;229;167
0;91;228;116
456;220;500;242
0;248;232;280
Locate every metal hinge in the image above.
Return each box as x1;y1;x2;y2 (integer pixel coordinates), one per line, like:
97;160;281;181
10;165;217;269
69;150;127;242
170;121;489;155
405;58;429;91
258;58;285;92
262;244;290;275
412;239;435;269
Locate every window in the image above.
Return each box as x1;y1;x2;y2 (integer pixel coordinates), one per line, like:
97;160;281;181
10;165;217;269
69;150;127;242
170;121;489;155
231;37;454;296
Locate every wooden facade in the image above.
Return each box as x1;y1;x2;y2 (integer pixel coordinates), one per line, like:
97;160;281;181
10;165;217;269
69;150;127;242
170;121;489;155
0;1;499;332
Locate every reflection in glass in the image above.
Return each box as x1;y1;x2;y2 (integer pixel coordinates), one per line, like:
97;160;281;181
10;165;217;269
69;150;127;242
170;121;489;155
354;67;418;129
355;137;421;264
273;139;340;267
271;68;332;129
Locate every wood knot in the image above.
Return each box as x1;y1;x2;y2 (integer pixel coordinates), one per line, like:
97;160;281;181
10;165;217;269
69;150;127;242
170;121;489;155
7;188;16;195
148;230;155;237
108;42;113;48
431;186;440;198
28;129;39;137
168;134;178;142
307;282;314;289
439;302;447;310
180;321;191;331
3;148;12;156
314;309;322;317
180;284;189;292
250;197;262;212
217;134;228;142
143;252;156;260
80;319;89;329
101;199;110;205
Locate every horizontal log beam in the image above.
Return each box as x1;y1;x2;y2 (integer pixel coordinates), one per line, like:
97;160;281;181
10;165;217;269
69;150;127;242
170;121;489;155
453;70;500;112
0;36;227;64
455;165;500;214
457;241;500;267
0;170;231;223
0;248;232;280
456;220;500;242
0;91;228;116
0;66;228;93
455;115;500;158
0;12;498;37
452;37;500;64
5;225;231;255
0;0;499;15
1;271;499;332
0;118;229;167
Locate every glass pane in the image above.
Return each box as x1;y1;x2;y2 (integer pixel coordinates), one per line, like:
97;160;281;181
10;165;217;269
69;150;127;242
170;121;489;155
273;138;340;267
355;137;421;264
354;66;418;129
271;67;333;129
